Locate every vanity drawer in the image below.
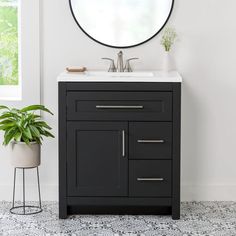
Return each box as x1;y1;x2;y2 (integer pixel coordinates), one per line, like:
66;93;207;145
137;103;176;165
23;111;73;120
129;160;172;197
129;122;172;160
66;91;172;121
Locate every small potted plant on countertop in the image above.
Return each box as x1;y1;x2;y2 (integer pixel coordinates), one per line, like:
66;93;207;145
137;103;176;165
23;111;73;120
0;105;54;168
160;27;177;72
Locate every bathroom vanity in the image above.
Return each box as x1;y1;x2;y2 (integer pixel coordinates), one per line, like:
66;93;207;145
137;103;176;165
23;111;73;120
58;71;182;219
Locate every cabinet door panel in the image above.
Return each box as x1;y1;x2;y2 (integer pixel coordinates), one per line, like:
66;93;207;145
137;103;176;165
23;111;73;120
67;122;128;197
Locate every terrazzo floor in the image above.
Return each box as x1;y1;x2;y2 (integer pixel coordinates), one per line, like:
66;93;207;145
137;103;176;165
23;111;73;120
0;202;236;235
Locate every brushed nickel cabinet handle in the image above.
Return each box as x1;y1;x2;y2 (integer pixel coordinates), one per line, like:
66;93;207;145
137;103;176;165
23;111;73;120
137;140;165;143
122;130;125;157
137;178;164;181
96;105;144;109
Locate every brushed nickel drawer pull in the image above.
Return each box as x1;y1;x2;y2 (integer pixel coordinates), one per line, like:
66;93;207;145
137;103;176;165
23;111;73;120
122;130;125;157
137;178;164;181
137;139;165;143
96;105;144;109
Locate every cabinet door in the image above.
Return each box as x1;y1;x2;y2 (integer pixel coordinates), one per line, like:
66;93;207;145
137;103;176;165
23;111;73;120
67;122;128;197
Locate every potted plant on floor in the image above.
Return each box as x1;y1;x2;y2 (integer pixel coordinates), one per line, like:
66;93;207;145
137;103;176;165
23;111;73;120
0;105;54;168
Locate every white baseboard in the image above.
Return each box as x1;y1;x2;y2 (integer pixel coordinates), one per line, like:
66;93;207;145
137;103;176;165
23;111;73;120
0;184;236;201
181;184;236;201
0;184;58;201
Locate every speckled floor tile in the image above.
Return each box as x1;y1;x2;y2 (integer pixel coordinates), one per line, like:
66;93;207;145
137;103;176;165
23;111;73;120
0;201;236;235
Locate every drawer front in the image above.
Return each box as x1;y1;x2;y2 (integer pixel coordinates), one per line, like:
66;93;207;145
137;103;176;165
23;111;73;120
129;160;171;197
129;122;172;160
66;91;172;121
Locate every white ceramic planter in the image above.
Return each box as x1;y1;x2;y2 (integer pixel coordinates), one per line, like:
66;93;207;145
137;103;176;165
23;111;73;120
162;51;176;72
10;142;41;168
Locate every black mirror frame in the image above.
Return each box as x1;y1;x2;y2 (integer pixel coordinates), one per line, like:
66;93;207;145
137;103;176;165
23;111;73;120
69;0;174;49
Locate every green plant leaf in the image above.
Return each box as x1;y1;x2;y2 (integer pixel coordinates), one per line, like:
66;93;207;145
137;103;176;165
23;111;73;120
34;121;52;130
0;105;9;110
29;125;40;138
14;131;22;142
0;119;15;125
0;113;16;120
0;125;6;131
43;130;55;138
21;105;54;115
21;135;30;145
21;116;29;129
34;137;42;145
11;108;20;114
36;126;45;135
33;115;41;119
23;126;32;140
0;122;15;130
27;114;41;123
3;127;18;146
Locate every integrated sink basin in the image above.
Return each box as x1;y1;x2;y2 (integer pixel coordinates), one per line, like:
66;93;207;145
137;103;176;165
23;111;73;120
86;71;154;77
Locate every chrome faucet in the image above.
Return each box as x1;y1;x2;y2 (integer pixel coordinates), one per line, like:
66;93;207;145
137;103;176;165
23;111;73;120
101;58;116;72
117;51;124;72
124;58;139;72
102;51;138;72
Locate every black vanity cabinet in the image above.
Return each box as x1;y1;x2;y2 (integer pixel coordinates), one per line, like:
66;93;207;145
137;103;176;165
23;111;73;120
59;82;181;220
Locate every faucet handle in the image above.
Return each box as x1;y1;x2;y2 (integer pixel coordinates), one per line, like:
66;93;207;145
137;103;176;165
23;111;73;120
101;58;116;72
124;58;139;72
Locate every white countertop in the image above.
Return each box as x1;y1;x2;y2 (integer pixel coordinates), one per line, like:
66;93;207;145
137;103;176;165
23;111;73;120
57;71;182;83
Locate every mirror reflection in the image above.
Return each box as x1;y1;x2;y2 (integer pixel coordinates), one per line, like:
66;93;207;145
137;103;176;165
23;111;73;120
70;0;174;48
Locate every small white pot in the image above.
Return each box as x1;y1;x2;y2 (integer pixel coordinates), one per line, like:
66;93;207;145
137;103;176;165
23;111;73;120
10;142;41;168
162;51;176;72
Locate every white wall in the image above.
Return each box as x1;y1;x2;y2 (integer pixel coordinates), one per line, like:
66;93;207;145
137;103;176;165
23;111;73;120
0;0;41;200
1;0;236;201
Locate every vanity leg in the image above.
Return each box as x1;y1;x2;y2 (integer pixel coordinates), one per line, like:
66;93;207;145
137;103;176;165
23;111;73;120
172;83;181;221
172;204;180;220
59;200;67;219
59;82;68;220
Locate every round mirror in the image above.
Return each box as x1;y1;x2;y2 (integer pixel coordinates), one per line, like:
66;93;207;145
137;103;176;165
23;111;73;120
69;0;174;48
